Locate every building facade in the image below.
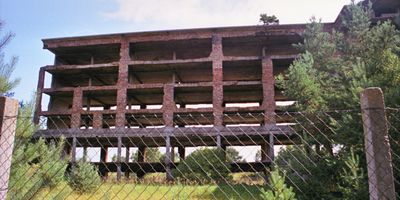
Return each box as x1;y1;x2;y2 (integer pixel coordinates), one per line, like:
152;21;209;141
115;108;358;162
33;0;399;180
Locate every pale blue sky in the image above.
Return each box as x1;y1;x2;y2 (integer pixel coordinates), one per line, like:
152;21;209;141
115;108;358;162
0;0;351;102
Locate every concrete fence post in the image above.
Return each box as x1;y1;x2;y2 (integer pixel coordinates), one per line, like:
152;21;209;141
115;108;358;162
361;87;396;200
0;97;19;200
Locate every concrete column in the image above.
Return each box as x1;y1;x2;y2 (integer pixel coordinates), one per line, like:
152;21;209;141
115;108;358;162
216;134;223;148
268;134;275;162
137;146;146;162
261;134;274;162
162;82;175;181
212;35;224;156
34;67;45;124
83;146;88;161
211;34;224;126
100;147;108;162
71;137;77;163
116;37;130;128
71;87;83;128
260;142;269;162
361;87;396;200
117;136;122;181
216;133;226;161
137;146;146;178
100;146;108;178
165;132;173;181
0;97;18;200
86;98;91;111
171;146;175;163
61;139;71;160
261;56;276;125
125;147;130;179
178;146;185;161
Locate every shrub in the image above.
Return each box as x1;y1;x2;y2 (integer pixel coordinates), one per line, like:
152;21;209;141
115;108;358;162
8;138;68;199
260;170;296;200
338;149;368;200
38;139;68;188
172;148;231;183
8;103;68;199
275;146;342;199
67;160;101;193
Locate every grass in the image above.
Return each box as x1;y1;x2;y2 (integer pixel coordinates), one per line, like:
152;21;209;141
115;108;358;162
34;182;265;200
33;172;267;199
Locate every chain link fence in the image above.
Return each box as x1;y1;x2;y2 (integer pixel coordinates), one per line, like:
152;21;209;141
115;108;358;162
0;92;399;199
385;107;400;199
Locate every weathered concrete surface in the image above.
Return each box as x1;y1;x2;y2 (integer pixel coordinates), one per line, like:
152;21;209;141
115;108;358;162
0;97;18;200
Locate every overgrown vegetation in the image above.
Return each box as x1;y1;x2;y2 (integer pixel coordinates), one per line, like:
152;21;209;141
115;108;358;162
0;20;71;199
7;102;69;199
259;170;296;200
275;1;399;199
131;147;164;162
259;13;279;25
67;160;101;194
172;148;231;183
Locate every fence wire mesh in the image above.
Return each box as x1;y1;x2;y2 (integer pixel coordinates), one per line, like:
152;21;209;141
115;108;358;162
386;108;400;199
1;108;399;199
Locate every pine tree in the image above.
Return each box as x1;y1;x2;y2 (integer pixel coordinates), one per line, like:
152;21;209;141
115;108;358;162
8;102;68;199
260;170;296;200
0;20;20;96
275;1;399;199
1;19;68;199
67;160;101;194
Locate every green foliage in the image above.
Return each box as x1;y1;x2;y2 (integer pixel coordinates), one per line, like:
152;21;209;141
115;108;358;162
338;148;368;200
226;147;243;162
275;1;399;198
9;138;68;199
111;155;126;162
131;148;163;162
145;148;163;162
340;0;372;39
8;101;68;200
172;148;231;183
259;13;279;25
38;139;68;188
260;170;296;200
0;20;20;95
67;160;101;194
276;52;327;112
159;151;179;163
275;146;343;199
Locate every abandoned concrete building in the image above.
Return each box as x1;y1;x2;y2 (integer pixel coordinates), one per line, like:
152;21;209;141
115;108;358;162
33;0;399;180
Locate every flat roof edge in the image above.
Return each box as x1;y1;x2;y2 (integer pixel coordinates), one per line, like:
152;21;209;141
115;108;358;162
42;23;336;47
